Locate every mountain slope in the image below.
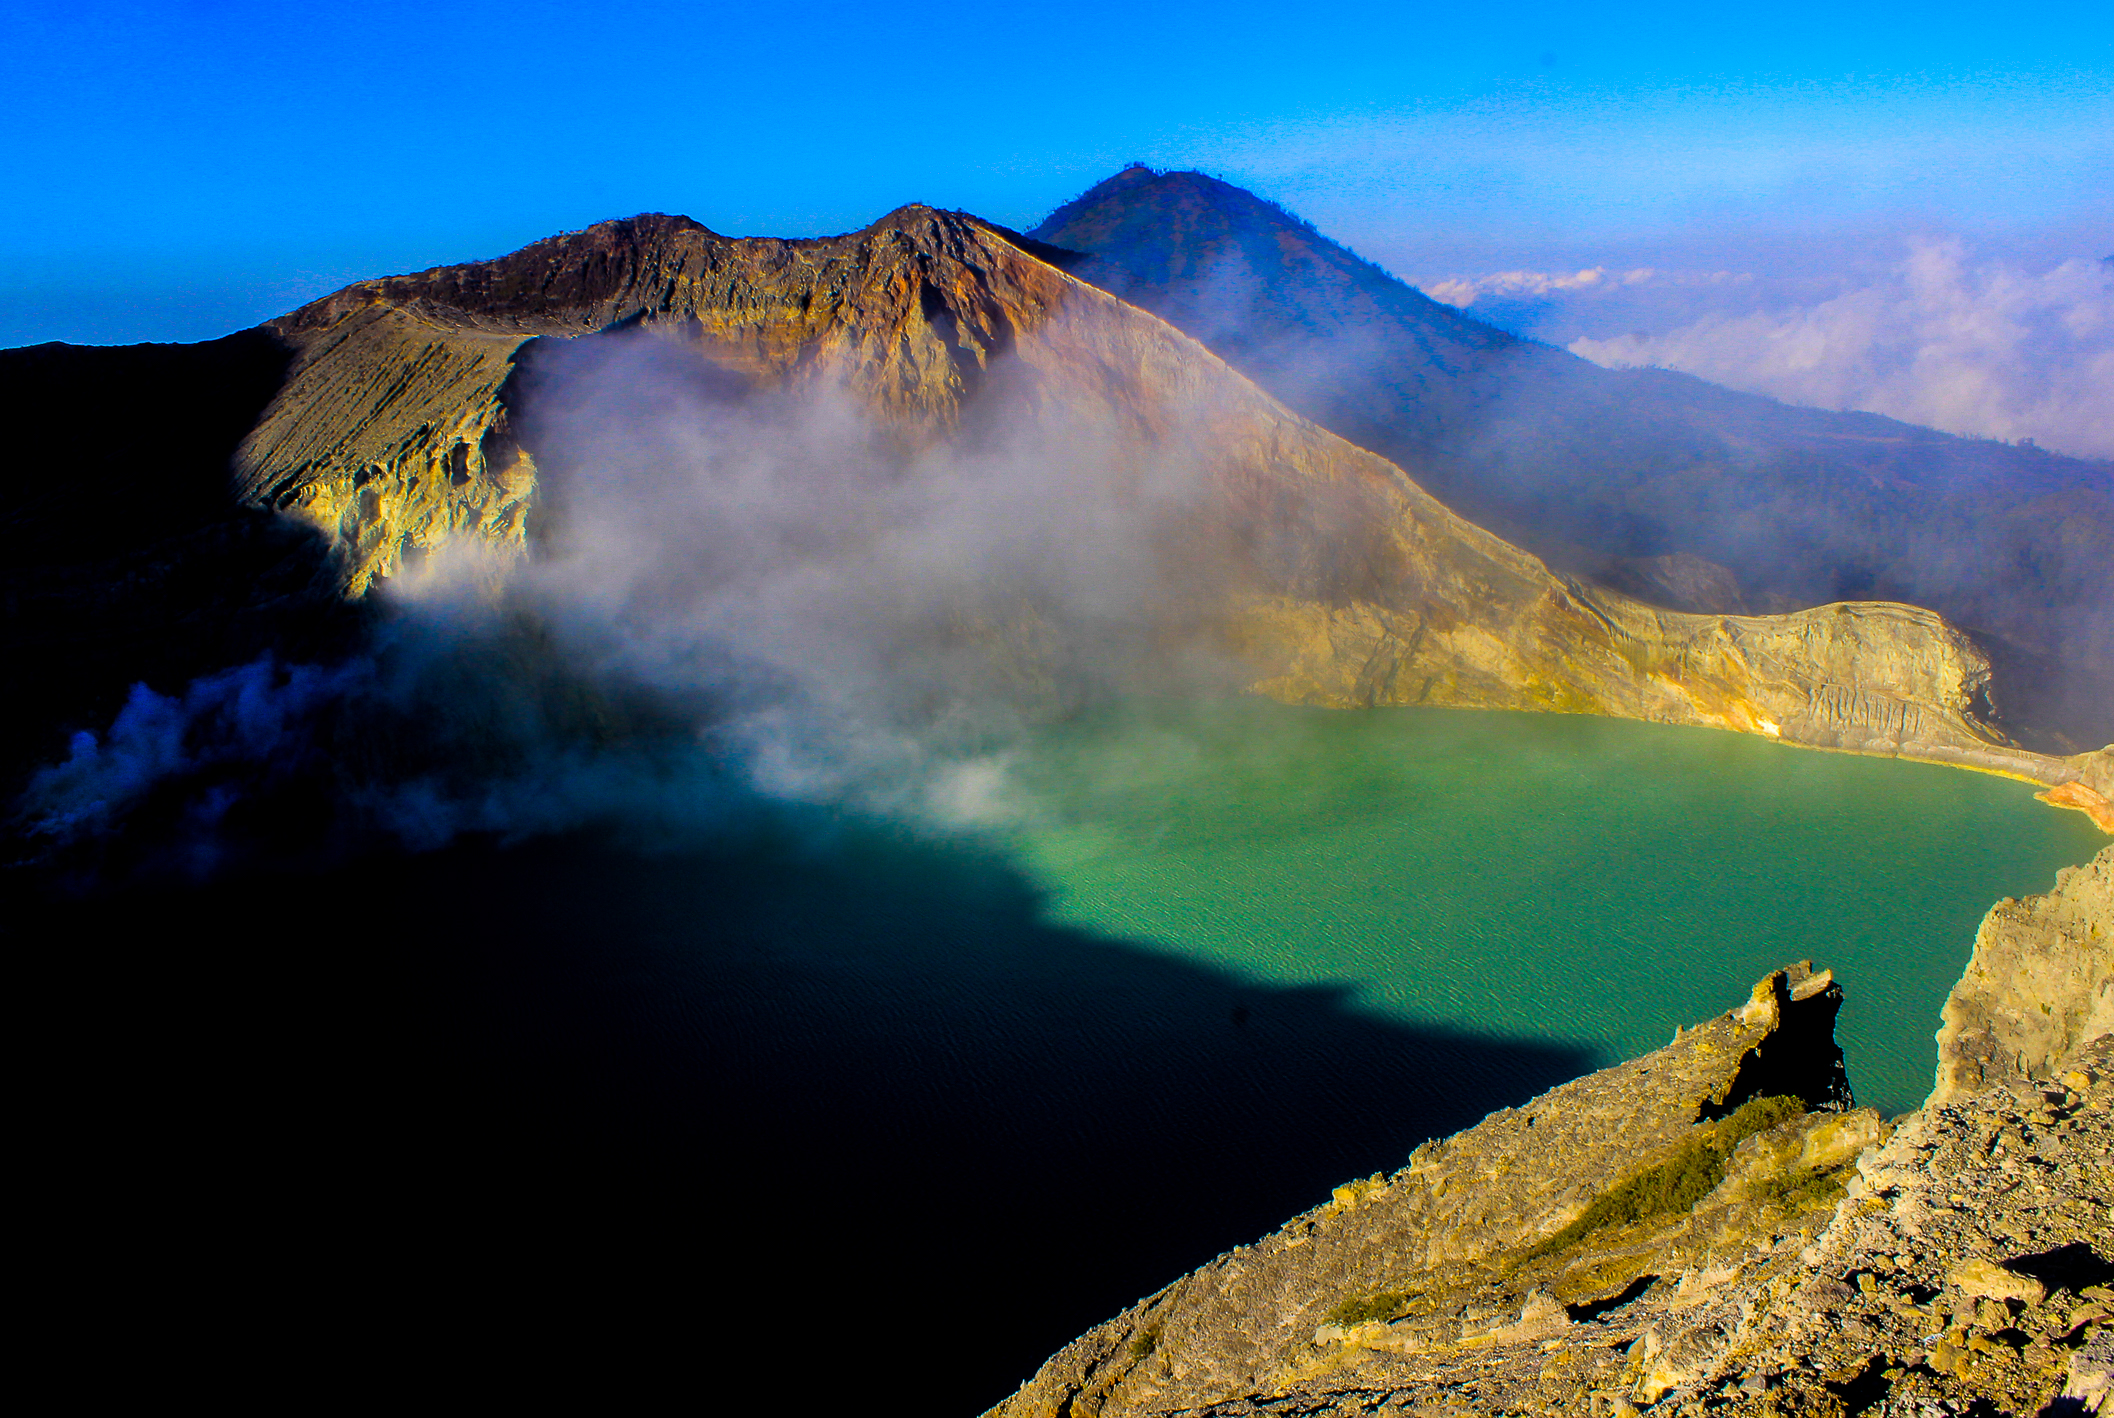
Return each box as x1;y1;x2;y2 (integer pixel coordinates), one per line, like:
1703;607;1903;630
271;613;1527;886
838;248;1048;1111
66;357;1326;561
0;333;360;796
1030;167;2114;750
214;206;2066;780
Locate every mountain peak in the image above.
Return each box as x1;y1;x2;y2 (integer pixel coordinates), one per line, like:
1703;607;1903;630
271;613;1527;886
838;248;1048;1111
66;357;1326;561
1040;167;1303;246
1027;167;1527;472
1030;167;1503;341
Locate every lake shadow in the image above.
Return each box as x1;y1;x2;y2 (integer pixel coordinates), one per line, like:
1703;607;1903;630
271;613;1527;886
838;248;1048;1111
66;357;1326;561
25;819;1595;1409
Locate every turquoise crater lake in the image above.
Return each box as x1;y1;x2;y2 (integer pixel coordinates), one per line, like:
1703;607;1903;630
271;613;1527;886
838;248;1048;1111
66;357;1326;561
999;705;2103;1118
41;702;2100;1415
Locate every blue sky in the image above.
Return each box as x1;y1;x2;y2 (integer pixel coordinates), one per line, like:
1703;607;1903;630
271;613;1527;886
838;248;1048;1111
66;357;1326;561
2;0;2109;347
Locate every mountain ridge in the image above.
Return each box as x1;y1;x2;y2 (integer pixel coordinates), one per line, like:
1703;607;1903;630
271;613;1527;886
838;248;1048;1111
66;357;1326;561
221;203;2075;785
1030;168;2114;750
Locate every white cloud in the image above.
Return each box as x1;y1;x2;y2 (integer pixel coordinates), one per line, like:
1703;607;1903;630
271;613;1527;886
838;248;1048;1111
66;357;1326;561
1566;241;2114;459
1424;266;1752;308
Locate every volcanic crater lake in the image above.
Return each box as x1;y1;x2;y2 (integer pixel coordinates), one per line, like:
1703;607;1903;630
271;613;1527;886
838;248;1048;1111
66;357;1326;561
997;704;2101;1118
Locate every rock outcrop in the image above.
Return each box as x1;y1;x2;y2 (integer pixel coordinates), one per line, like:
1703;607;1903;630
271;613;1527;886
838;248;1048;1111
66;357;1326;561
221;208;2090;785
989;964;1874;1417
1935;848;2113;1106
989;848;2114;1417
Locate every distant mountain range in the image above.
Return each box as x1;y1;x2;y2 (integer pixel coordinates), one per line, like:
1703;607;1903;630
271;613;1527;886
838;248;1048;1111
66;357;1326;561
1032;167;2114;749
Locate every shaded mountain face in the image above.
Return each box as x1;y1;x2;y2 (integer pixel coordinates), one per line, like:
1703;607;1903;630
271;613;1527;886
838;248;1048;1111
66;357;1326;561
0;334;361;797
5;202;2100;852
1031;167;2114;750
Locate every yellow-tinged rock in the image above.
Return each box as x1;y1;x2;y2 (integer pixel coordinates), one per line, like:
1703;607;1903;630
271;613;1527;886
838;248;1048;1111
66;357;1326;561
1949;1257;2048;1307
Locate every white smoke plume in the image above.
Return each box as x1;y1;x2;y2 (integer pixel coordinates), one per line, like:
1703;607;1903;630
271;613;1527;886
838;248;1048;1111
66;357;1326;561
494;331;1238;802
18;658;375;874
1564;242;2114;459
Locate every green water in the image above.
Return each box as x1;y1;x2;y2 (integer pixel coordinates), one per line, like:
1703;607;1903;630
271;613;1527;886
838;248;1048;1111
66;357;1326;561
998;705;2102;1116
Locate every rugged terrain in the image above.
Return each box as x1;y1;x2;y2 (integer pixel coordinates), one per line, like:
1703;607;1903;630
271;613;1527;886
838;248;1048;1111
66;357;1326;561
7;203;2103;816
989;847;2114;1418
1031;167;2114;752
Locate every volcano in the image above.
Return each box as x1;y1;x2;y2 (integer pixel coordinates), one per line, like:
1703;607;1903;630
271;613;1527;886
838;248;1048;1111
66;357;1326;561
4;179;2109;1418
6;199;2102;824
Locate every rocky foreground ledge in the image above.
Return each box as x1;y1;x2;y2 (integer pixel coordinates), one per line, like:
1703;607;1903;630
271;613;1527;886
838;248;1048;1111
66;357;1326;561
990;848;2112;1418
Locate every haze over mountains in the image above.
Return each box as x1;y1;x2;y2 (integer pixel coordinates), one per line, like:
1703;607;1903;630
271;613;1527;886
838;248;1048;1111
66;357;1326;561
1554;241;2114;461
1418;242;2114;465
1032;167;2114;749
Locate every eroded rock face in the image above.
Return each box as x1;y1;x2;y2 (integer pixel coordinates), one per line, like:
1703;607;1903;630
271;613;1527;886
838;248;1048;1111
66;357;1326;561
988;849;2114;1418
222;208;2084;782
1935;850;2113;1106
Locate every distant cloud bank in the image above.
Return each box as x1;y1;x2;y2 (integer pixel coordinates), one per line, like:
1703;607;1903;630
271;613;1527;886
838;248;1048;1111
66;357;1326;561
1430;242;2114;460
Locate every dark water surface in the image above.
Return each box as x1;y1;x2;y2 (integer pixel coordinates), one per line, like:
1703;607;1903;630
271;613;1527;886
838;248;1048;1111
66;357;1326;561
30;706;2098;1408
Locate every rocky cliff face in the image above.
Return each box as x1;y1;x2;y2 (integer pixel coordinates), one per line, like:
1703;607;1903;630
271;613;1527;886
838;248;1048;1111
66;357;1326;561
989;848;2114;1418
218;207;2091;786
1935;850;2114;1106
